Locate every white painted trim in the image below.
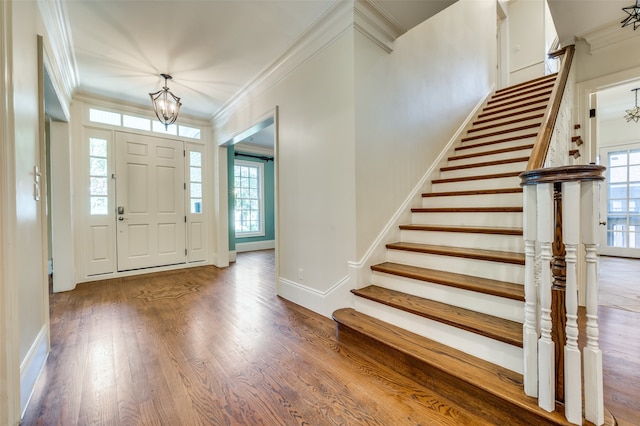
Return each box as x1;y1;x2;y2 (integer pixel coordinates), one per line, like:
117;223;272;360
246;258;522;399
228;250;237;263
36;0;78;104
213;0;354;121
236;240;275;253
278;274;351;318
0;0;21;422
77;259;217;284
19;325;49;417
354;0;403;53
579;19;640;53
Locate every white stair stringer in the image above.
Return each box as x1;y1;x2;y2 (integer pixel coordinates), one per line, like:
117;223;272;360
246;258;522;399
371;271;524;322
385;249;525;284
353;297;524;374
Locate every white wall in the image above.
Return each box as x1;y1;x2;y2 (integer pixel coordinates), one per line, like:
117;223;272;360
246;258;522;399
508;0;546;84
353;0;496;258
4;0;51;420
216;30;357;315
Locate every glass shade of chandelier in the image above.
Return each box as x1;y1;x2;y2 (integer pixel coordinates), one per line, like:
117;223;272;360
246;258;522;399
625;88;640;123
622;0;640;30
149;74;182;129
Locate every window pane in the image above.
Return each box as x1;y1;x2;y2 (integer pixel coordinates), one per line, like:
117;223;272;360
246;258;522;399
90;196;108;215
89;108;121;126
190;151;202;167
610;167;627;183
609;152;628;167
630;183;640;198
90;157;108;176
90;177;108;196
630;200;640;214
630;233;640;248
607;231;626;248
152;121;178;135
630;149;640;165
89;138;107;157
630;165;640;182
609;199;627;213
179;126;201;139
190;167;201;182
190;183;202;198
123;115;151;131
609;183;627;199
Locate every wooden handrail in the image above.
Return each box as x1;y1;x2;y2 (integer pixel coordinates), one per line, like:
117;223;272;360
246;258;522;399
520;164;606;185
525;45;575;171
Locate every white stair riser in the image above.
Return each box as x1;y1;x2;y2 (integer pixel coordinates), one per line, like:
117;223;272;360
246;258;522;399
439;161;528;180
423;192;522;208
411;211;522;227
462;126;541;145
455;137;536;156
385;249;525;284
467;117;542;136
432;175;521;192
400;229;524;252
477;101;548;121
486;91;552;110
371;271;524;322
354;298;524;374
447;147;533;168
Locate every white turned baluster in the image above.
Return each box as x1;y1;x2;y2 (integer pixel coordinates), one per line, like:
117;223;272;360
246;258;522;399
537;183;555;412
562;181;582;424
523;184;538;397
582;180;604;425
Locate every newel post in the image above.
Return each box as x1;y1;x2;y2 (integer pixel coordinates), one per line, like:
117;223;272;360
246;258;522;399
522;184;538;397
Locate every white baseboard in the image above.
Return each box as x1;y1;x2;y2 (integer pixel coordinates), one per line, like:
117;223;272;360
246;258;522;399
235;240;275;253
20;325;49;417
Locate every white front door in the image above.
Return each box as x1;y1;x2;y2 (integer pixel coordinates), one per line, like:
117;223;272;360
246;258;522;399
599;144;640;258
115;132;186;271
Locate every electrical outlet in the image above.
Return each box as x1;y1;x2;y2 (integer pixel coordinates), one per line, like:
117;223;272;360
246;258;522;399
298;268;303;281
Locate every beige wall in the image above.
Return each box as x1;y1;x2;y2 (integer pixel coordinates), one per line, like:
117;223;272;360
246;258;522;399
507;0;547;85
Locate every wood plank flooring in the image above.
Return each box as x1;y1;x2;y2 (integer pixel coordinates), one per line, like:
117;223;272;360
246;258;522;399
22;250;640;425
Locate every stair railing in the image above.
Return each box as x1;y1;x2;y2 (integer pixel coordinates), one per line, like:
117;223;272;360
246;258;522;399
519;44;606;426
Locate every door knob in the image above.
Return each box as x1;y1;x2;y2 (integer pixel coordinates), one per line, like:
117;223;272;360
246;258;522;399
599;221;606;226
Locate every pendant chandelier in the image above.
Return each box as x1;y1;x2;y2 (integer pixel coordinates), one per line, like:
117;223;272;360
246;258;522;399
624;88;640;123
622;0;640;30
149;74;182;129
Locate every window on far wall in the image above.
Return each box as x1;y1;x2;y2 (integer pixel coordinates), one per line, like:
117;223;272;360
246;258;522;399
234;160;264;238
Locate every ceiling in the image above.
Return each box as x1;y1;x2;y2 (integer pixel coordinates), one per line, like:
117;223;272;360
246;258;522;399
61;0;457;122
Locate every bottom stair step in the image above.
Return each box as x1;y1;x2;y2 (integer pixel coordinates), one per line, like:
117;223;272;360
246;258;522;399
332;308;617;426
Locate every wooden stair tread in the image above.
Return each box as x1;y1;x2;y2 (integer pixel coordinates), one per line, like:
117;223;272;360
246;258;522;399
332;308;570;424
411;206;522;213
448;144;533;161
467;113;544;133
456;133;538;151
494;73;557;95
485;91;553;109
352;285;523;347
333;308;616;426
473;105;546;125
371;261;524;301
440;156;529;172
422;187;523;198
461;123;541;143
432;171;520;184
479;97;550;118
399;224;523;236
385;242;525;265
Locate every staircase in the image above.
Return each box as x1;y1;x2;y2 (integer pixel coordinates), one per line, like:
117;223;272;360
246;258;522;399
332;74;615;424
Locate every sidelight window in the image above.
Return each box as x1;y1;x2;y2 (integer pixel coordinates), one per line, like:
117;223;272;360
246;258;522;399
234;160;264;237
89;137;109;215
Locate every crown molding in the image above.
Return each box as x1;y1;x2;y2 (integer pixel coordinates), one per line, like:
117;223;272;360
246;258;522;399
213;0;354;122
37;0;78;107
354;0;404;53
579;19;640;53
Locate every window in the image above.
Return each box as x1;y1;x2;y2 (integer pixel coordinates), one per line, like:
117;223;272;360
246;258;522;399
606;148;640;248
189;151;203;214
88;107;201;139
89;137;109;215
234;160;264;237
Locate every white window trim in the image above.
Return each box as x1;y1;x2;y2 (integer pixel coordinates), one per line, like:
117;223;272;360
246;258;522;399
234;159;265;238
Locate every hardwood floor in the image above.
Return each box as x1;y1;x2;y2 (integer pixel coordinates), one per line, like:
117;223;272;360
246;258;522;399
22;251;640;425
